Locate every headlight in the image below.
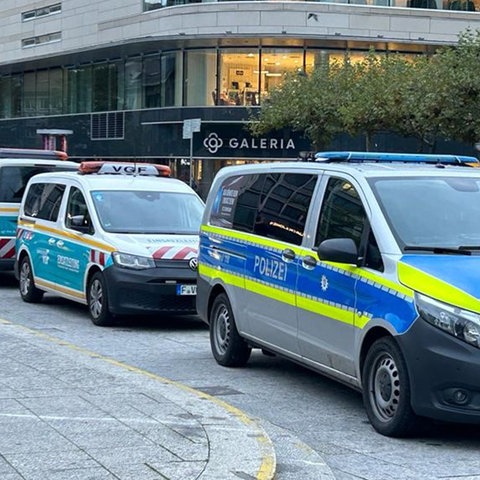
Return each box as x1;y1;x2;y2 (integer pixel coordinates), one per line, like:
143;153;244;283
112;252;155;270
415;292;480;349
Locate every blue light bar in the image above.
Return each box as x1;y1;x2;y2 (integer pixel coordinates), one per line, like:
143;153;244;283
313;151;479;165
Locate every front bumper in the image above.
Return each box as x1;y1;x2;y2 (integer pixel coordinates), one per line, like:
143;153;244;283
103;263;197;316
400;317;480;424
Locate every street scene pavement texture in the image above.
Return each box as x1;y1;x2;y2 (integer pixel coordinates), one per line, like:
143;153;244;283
0;318;277;480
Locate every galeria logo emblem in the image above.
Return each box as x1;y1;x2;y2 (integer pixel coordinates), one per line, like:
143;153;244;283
203;133;224;154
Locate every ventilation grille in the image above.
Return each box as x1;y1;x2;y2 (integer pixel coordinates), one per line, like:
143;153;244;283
91;112;125;140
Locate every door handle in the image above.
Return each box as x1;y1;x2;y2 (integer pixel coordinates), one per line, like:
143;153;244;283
282;248;295;262
302;255;317;270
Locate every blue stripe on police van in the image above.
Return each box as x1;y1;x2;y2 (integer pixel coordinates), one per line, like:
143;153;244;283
201;230;417;333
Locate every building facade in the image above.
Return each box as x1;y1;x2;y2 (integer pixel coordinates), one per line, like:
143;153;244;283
1;1;479;196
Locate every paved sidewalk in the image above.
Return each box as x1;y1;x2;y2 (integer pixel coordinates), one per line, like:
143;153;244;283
0;319;276;480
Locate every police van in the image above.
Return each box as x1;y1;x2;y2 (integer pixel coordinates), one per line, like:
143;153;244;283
197;151;480;437
16;161;204;325
0;148;77;270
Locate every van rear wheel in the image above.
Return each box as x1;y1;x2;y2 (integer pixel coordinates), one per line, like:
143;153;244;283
210;293;251;367
362;337;418;437
19;255;44;303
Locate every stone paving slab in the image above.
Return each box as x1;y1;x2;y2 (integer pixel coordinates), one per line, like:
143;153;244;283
0;319;276;480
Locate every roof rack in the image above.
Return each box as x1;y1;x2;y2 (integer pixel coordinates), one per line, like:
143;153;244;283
312;151;480;166
78;161;171;177
0;148;68;161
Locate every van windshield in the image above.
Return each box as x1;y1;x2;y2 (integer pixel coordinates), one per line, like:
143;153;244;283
370;176;480;251
91;190;204;234
0;166;72;202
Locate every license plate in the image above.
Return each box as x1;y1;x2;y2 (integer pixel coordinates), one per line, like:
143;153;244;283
176;284;197;296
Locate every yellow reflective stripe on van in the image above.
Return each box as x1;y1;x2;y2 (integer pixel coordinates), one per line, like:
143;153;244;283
0;206;19;213
200;263;296;305
201;224;304;256
202;224;413;299
200;263;357;323
297;296;354;325
199;264;244;289
398;262;480;313
19;220;115;253
35;278;86;300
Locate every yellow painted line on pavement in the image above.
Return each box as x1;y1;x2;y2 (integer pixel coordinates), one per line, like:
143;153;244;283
0;318;276;480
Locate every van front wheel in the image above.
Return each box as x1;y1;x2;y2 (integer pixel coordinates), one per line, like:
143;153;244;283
209;293;251;367
87;272;114;326
19;256;44;303
362;337;417;437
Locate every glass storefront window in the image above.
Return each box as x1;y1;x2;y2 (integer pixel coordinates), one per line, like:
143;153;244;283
11;75;22;118
144;55;161;108
36;70;49;116
218;49;260;106
125;58;143;110
161;51;182;107
260;48;305;101
49;68;63;114
23;72;36;117
185;49;216;107
0;77;10;118
67;66;92;114
93;63;118;112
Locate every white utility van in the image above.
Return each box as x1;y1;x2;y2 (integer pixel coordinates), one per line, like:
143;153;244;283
16;161;204;326
0;148;77;270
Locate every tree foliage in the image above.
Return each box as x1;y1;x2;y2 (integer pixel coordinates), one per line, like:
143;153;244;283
249;29;480;152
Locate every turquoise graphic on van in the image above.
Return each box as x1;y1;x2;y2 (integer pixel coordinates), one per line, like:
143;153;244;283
0;214;18;237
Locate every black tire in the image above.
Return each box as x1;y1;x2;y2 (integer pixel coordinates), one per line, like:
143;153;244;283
87;271;114;326
18;255;44;303
362;337;418;437
209;293;251;367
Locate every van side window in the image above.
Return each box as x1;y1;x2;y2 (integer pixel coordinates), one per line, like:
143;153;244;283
315;177;384;271
23;182;66;222
210;174;264;232
65;187;92;233
254;173;317;245
316;178;367;249
210;173;317;245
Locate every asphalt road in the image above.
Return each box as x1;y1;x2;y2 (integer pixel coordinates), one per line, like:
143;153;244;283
2;271;480;480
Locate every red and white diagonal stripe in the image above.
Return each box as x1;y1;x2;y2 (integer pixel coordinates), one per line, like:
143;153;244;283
90;249;106;266
153;245;197;260
0;239;15;259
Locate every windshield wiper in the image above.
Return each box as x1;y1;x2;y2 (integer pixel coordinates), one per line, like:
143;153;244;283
403;245;471;255
458;245;480;251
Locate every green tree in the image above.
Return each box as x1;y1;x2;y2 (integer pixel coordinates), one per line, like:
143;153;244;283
434;29;480;146
338;52;413;151
249;29;480;153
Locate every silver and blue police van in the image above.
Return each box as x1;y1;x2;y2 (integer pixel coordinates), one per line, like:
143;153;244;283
16;161;204;325
197;151;480;437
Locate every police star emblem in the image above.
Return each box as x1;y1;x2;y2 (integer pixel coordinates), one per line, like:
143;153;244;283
321;274;329;292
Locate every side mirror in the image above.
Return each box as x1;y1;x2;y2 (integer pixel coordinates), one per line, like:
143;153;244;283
70;215;91;234
316;238;359;265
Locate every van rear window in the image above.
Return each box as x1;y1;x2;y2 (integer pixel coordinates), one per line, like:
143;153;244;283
0;165;70;202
